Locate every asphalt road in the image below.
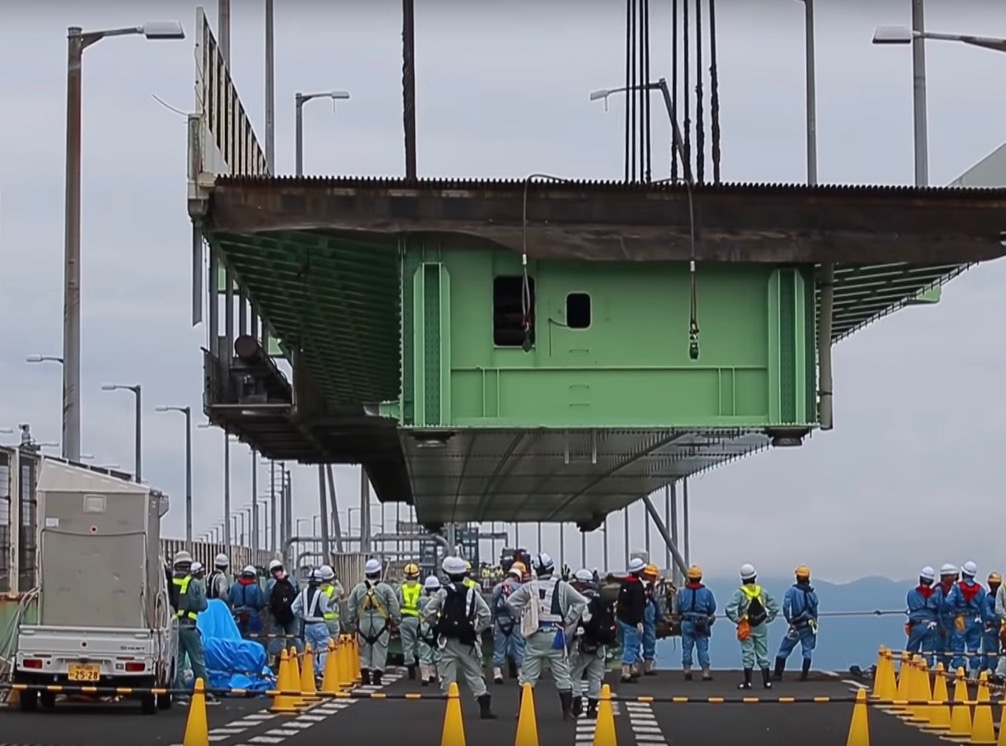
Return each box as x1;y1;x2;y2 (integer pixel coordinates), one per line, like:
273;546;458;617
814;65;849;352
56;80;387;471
0;668;951;746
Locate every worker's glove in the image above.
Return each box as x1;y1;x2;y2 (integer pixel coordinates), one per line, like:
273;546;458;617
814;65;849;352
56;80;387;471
636;623;644;636
808;619;818;633
926;621;938;631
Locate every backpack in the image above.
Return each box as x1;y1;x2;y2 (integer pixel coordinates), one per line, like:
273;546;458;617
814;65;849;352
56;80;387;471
270;578;297;626
746;592;768;626
582;596;618;647
436;584;477;645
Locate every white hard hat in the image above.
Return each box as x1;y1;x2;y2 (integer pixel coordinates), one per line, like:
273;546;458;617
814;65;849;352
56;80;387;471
533;553;555;575
962;561;978;577
920;566;936;582
740;563;757;580
424;575;441;590
365;558;382;575
214;553;229;568
574;568;594;583
191;561;203;573
319;565;335;581
242;564;257;575
940;563;958;576
269;559;283;571
173;550;192;566
627;557;646;574
442;556;467;575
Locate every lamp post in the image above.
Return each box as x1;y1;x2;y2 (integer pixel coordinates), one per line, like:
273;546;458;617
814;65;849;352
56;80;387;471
793;0;817;186
294;90;351;176
156;405;192;545
62;21;185;463
26;355;65;456
199;424;234;554
100;384;141;481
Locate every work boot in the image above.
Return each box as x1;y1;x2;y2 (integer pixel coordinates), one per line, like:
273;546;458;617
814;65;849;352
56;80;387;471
761;667;772;689
643;659;657;676
508;659;519;679
477;693;497;719
737;667;753;690
407;664;416;681
701;666;713;681
559;690;574;721
360;669;371;686
773;657;786;681
571;695;583;717
372;670;383;686
683;665;693;682
585;698;598;719
620;664;636;683
493;666;504;684
800;659;812;681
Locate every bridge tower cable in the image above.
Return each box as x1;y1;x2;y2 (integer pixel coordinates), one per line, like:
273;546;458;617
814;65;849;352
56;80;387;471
694;0;704;184
708;0;721;183
671;0;679;182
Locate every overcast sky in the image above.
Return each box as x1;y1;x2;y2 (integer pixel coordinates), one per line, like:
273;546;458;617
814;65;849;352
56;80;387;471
1;0;1005;584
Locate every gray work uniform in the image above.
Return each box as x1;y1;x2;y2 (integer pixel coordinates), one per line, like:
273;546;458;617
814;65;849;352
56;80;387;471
569;591;608;699
506;575;587;691
206;570;231;604
422;583;491;700
417;594;440;673
399;581;423;665
171;573;209;696
725;583;780;669
348;579;401;673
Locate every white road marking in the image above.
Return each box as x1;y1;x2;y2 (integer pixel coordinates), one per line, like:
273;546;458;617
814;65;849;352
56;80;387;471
626;701;667;746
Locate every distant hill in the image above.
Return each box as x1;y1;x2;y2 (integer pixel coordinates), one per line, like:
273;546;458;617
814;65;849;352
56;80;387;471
654;575;908;672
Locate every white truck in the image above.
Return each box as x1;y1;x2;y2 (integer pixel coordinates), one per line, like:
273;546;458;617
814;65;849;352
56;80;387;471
13;459;176;714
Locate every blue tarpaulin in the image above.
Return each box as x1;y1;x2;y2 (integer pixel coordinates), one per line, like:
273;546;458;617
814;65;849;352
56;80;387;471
196;599;275;692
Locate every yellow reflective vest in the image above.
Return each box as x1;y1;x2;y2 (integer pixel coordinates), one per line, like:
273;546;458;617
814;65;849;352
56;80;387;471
401;582;421;617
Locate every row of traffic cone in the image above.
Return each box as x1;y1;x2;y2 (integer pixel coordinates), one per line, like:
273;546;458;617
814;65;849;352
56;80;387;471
870;645;1005;744
440;681;618;746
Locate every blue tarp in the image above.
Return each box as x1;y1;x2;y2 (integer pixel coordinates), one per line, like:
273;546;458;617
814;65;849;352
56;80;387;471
196;599;275;692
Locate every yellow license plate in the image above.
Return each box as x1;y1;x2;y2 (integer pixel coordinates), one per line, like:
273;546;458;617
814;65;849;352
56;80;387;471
67;664;100;682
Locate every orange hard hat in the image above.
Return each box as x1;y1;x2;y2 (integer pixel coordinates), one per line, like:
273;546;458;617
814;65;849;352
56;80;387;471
510;561;526;575
644;563;659;577
989;572;1002;584
687;565;703;580
795;565;811;578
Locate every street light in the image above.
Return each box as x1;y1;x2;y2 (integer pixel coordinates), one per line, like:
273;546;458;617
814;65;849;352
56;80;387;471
156;405;192;544
26;355;64;364
199;423;235;552
873;25;1006;53
62;20;185;465
101;384;141;481
294;90;351;176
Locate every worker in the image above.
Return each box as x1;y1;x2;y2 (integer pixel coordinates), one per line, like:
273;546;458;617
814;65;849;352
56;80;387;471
905;566;941;667
318;565;343;641
347;558;400;686
230;565;267;639
982;572;1001;674
422;556;496;718
292;568;332;681
773;565;819;681
207;554;231;603
615;557;648;683
994;578;1006;682
569;568;616;719
725;563;779;690
398;562;423;680
640;563;665;676
505;552;587;721
463;560;479;591
936;563;959;668
490;563;526;683
266;559;302;665
676;565;716;682
191;562;205;580
417;575;442;686
168;551;213;704
945;561;986;678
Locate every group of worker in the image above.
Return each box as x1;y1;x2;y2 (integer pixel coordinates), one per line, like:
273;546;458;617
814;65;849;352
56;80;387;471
905;562;1005;680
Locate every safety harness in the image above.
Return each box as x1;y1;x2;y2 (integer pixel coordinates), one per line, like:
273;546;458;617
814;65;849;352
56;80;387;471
357;581;390;646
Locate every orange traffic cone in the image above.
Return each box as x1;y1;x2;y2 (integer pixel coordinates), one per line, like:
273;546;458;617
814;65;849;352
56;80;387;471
321;639;341;694
946;667;972;741
182;677;209;746
970;671;996;745
440;681;466;746
845;687;870;746
269;649;300;715
921;662;951;732
301;643;320;702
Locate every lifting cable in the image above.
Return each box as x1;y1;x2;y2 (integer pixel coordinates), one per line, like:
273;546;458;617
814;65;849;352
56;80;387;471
694;0;705;184
671;0;679;182
624;0;631;182
643;0;652;182
682;0;691;172
709;0;722;183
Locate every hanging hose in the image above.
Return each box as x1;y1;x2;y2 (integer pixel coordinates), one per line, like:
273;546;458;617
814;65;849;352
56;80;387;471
709;0;722;183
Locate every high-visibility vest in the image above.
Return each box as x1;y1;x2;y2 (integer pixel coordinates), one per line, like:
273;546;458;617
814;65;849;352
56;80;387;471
463;577;478;591
322;584;339;620
401;582;421;616
172;576;198;621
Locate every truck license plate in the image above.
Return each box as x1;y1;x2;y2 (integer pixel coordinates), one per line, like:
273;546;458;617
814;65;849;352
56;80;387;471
67;664;100;682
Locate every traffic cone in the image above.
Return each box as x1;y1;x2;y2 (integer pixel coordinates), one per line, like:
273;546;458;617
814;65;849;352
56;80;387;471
947;667;972;741
996;696;1006;746
514;683;538;746
182;677;210;746
895;656;918;720
873;648;896;703
893;653;911;711
440;681;466;746
845;687;869;746
921;662;951;732
269;649;300;715
870;647;886;699
907;658;931;724
301;643;320;702
592;683;617;746
970;671;996;744
338;639;354;688
289;646;308;708
352;636;361;680
321;639;341;694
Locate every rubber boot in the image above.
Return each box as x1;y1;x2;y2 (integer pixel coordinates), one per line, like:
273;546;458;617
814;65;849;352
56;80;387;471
559;690;574;721
620;664;636;683
773;657;786;681
407;664;416;680
585;698;598;719
761;667;772;689
419;664;429;687
800;659;811;681
493;666;504;684
360;669;371;686
508;659;518;679
478;693;497;719
571;694;583;717
643;659;658;676
683;665;693;682
701;666;713;681
373;669;383;686
737;667;753;690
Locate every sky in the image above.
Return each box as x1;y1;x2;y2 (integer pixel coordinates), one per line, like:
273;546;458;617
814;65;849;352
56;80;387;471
1;0;1005;584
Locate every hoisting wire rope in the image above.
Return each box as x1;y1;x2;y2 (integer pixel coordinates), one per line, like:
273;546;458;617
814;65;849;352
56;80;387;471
642;0;652;182
624;0;631;182
709;0;722;183
671;0;679;183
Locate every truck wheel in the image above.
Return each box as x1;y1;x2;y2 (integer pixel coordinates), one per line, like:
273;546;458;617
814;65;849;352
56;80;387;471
39;691;56;709
18;690;38;713
141;693;157;715
157;692;172;710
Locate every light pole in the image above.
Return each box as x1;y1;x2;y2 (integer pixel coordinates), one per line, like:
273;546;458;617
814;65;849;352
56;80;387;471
156;405;192;545
794;0;817;185
294;90;351;176
62;22;185;464
100;384;141;481
199;424;234;554
26;355;65;455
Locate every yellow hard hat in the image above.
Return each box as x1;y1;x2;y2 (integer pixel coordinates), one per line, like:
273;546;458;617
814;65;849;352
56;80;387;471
644;563;659;578
464;560;472;571
404;562;420;577
687;565;703;580
989;572;1002;584
795;565;811;578
510;561;526;576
